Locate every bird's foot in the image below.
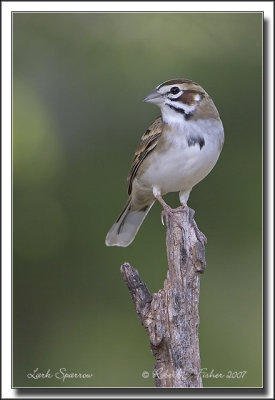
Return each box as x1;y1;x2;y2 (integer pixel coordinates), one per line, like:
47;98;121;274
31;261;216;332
155;195;186;226
160;207;176;226
155;194;206;244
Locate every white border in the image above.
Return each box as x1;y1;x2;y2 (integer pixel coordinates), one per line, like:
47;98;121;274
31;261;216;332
1;1;274;13
2;1;273;399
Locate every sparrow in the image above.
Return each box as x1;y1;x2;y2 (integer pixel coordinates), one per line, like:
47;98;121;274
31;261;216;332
105;78;224;247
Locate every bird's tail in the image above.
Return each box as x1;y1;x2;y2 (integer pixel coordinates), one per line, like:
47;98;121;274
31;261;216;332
105;198;154;247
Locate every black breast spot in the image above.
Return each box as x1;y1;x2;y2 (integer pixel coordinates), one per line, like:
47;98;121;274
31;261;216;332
187;136;205;150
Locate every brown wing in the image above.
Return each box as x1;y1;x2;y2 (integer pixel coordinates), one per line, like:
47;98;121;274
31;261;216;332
127;116;163;195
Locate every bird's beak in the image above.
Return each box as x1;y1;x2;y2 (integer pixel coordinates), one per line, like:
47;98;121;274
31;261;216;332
143;89;162;104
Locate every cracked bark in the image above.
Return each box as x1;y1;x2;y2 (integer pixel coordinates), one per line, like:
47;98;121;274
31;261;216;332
120;205;206;387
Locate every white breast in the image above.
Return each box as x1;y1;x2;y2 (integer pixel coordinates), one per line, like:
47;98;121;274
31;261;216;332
139;119;223;195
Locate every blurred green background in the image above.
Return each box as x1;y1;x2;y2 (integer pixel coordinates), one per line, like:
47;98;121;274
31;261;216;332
13;13;262;388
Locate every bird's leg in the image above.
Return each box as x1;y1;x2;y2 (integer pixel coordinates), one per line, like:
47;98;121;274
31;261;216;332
154;194;171;212
153;188;174;225
153;188;183;226
154;188;206;243
154;195;174;226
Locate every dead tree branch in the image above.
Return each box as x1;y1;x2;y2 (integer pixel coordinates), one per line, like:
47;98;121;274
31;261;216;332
120;205;206;387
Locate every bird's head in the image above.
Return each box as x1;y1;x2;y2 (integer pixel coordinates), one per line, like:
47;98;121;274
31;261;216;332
143;78;219;123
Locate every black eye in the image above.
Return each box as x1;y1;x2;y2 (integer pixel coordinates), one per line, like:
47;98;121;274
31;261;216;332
170;86;180;95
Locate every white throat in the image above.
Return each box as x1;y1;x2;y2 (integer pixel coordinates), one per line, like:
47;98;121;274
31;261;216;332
160;104;195;127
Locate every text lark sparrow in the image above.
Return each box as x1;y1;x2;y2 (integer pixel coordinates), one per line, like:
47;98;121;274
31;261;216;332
106;79;224;247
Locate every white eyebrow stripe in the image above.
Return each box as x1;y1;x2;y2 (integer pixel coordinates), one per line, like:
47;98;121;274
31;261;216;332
156;82;165;90
158;84;181;95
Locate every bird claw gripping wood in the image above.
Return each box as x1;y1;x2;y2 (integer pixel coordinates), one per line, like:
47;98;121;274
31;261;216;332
155;194;187;228
161;206;177;226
